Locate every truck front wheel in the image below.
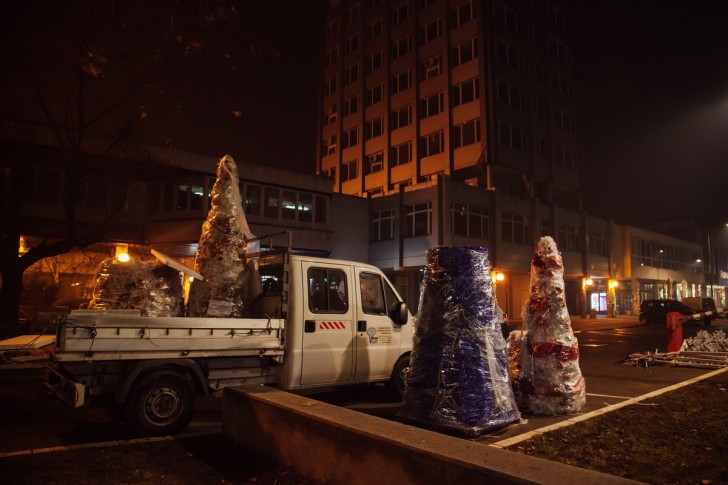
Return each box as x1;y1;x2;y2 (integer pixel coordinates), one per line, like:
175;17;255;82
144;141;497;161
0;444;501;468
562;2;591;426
126;371;195;436
387;355;410;401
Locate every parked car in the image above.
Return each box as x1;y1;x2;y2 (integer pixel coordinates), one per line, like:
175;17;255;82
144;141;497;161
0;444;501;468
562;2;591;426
638;299;696;325
681;297;717;326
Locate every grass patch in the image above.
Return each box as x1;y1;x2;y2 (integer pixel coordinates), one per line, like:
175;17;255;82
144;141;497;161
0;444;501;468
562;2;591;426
508;371;728;484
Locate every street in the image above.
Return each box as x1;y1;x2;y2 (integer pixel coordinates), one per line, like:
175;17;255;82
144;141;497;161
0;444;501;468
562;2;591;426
1;316;725;454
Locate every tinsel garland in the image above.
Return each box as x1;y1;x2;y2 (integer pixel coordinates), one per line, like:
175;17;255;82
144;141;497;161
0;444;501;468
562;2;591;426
402;246;520;436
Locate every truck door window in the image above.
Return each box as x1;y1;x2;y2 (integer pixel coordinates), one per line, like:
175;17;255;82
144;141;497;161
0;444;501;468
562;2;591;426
360;272;387;315
308;268;348;313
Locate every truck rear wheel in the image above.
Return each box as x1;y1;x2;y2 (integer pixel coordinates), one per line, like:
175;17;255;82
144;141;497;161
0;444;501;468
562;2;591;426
387;355;410;401
126;371;195;436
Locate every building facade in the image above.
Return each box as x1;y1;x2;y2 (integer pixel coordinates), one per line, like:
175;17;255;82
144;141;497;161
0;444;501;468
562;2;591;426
318;0;580;208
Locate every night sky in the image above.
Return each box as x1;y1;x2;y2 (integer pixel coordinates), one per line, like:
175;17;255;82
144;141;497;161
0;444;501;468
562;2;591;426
569;0;728;227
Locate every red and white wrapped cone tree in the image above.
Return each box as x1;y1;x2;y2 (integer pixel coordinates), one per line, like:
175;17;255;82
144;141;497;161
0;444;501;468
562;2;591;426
517;236;586;415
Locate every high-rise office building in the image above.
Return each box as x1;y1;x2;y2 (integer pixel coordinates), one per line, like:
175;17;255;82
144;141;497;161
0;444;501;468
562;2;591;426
317;0;580;209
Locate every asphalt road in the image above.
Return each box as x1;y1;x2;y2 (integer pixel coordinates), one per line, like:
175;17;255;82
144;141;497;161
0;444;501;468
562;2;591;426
1;316;725;454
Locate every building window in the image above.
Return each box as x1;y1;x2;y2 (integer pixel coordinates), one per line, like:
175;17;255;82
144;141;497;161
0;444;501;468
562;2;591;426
551;72;572;97
297;192;314;223
326;18;339;38
452;119;481;149
282;190;297;221
419;91;444;119
589;232;607;256
451;1;473;28
554;144;577;169
392;35;412;60
419;130;445;157
343;96;358;116
341;159;358;183
540;219;552;237
392;69;412;94
419;18;442;44
364;116;384;140
390;141;412;167
344;34;360;55
535;98;545;119
534;62;544;83
501;212;530;244
344;64;359;85
497;120;527;150
244;183;262;216
392;1;411;25
538;137;549;159
405;202;432;237
264;187;280;219
495;39;523;70
419;54;442;80
322;135;337;155
553;109;575;133
391;104;412;130
366;84;383;106
452;77;479;107
496;79;525;109
366;50;383;74
493;2;522;32
367;18;384;41
324;77;337;96
175;178;205;211
342;127;358;149
366;151;384;174
345;4;360;23
550;38;570;63
451;38;477;67
322;105;337;126
547;3;568;31
325;48;338;66
557;224;581;252
371;209;394;241
452;202;488;238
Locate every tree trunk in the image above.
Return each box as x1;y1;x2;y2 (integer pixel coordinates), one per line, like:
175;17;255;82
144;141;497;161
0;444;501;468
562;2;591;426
0;264;23;339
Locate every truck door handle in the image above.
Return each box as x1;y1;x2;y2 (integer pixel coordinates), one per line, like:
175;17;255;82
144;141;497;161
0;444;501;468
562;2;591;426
357;320;367;332
305;320;316;333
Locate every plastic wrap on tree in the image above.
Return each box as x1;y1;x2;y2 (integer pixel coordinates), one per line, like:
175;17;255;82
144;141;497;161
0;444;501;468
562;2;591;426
188;155;258;318
517;236;586;415
401;246;521;437
88;258;183;317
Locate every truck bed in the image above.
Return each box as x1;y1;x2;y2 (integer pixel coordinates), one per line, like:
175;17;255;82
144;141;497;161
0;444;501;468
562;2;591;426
54;309;285;362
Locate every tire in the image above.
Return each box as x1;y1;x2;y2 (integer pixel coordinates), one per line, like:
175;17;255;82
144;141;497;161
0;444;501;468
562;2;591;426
126;371;195;436
387;354;410;401
639;315;648;325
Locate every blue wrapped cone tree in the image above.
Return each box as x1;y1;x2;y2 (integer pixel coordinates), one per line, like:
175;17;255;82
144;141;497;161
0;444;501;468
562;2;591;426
402;246;520;436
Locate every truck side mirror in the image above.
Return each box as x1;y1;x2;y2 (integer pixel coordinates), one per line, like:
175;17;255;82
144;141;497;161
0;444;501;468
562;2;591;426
394;301;409;325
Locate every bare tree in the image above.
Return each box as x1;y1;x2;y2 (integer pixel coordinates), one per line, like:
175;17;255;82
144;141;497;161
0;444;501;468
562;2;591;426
0;0;260;337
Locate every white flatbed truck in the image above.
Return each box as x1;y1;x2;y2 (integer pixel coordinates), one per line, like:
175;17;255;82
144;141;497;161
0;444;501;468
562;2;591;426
46;241;413;435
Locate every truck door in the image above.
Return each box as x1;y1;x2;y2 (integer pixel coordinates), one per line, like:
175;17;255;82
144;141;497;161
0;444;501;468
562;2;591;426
300;262;355;385
354;268;403;380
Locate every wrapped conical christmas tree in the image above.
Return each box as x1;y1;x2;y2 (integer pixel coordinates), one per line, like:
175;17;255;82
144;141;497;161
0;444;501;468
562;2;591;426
188;155;257;317
517;236;586;414
402;246;520;436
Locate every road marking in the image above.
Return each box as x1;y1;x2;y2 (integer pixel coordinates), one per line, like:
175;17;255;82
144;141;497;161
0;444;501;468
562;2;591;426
0;430;217;458
586;392;631;399
489;366;728;449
